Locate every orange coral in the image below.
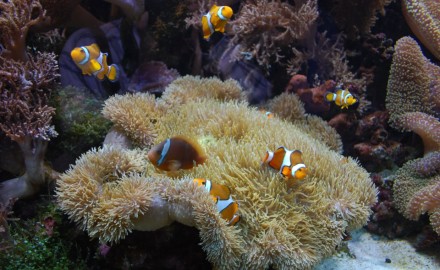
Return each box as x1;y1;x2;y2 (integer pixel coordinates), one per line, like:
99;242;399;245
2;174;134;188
402;0;440;60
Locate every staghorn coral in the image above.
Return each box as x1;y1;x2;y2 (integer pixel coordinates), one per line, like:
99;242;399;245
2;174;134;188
402;0;440;60
58;76;377;269
0;0;46;61
385;36;439;127
0;52;59;203
231;0;319;69
393;152;440;235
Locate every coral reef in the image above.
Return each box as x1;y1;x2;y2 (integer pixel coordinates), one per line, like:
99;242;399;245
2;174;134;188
402;0;440;60
57;76;377;269
231;0;319;69
0;51;59;203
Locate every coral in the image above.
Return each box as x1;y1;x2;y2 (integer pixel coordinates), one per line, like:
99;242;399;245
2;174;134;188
58;76;377;269
284;74;333;115
321;0;393;39
56;146;244;268
385;36;439;127
39;0;81;27
159;75;246;106
0;52;59;203
402;0;440;60
102;92;161;148
0;0;46;61
267;92;343;154
393;152;440;235
397;112;440;155
231;0;319;69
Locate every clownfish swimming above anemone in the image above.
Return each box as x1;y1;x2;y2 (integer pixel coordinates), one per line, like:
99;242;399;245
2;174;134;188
201;5;233;40
262;146;308;189
193;178;240;226
147;136;207;171
325;88;357;109
70;43;119;82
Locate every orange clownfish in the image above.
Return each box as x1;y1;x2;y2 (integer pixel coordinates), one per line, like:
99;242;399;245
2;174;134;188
201;5;233;40
70;43;119;82
261;110;274;119
325;89;357;109
193;178;240;226
147;136;207;171
262;146;308;180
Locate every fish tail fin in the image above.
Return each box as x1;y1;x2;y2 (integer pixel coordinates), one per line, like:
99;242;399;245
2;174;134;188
325;92;336;102
107;64;119;82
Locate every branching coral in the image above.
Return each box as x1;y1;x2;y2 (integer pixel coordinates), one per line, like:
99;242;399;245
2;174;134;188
58;76;377;269
0;52;59;203
231;0;319;69
0;0;46;61
402;0;440;60
385;36;439;127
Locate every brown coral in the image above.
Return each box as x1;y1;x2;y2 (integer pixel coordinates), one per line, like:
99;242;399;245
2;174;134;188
0;0;46;61
385;36;438;127
402;0;440;60
231;0;319;69
0;51;59;203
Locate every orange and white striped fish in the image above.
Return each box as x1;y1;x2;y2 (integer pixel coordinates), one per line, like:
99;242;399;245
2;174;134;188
262;146;308;180
325;88;357;109
70;43;119;82
193;178;240;226
201;5;233;40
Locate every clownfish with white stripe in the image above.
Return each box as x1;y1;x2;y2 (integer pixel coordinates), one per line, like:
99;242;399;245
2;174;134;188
201;5;233;40
147;136;207;171
262;146;308;180
70;43;119;82
325;88;357;109
193;178;240;226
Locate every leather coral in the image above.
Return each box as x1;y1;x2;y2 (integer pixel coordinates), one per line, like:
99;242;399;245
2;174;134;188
57;75;377;269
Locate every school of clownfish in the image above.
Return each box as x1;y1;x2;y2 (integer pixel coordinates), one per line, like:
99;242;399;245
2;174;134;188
69;5;357;226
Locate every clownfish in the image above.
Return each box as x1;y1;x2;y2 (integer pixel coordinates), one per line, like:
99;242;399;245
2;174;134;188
147;136;207;171
193;178;240;226
70;43;119;82
201;5;233;40
262;146;308;180
325;89;357;109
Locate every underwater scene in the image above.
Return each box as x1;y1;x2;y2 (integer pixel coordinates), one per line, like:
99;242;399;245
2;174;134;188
0;0;439;269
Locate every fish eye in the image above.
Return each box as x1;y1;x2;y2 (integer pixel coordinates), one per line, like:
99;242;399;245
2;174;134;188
80;49;84;52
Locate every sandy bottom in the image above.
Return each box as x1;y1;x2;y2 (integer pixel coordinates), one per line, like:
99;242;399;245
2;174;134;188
314;228;440;270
